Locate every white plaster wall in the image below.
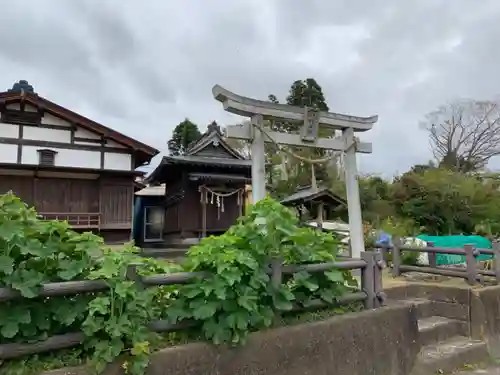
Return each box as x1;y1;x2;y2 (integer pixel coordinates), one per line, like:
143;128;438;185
0;123;20;139
0;144;18;163
104;152;131;170
23;127;71;143
21;146;101;169
6;103;37;112
75;127;100;139
107;140;126;149
41;113;72;127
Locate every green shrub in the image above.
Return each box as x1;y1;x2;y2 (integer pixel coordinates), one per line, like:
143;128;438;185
166;196;356;345
0;192;177;374
0;193;357;374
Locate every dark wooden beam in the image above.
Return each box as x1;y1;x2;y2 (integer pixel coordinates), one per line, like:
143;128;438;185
70;124;76;144
73;137;102;144
0;137;133;154
17;125;23;163
100;149;105;169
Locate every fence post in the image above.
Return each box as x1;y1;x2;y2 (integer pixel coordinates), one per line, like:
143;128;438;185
427;241;437;269
381;245;390;267
464;244;478;285
392;238;402;277
126;264;144;290
270;257;283;320
373;251;386;307
360;252;375;309
493;241;500;283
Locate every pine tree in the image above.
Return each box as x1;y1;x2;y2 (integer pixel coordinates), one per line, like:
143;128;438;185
268;78;333;194
167;119;202;156
286;78;329;112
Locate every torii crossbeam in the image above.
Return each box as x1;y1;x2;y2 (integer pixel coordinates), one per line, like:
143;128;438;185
212;85;378;258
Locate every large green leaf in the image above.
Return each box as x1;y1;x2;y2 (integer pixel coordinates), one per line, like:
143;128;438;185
0;255;14;275
192;301;218;320
1;321;19;338
325;270;345;283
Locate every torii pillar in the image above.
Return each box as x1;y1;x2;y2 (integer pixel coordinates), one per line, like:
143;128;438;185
212;85;378;259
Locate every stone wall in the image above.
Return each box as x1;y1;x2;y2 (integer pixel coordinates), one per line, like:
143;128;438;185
43;304;420;375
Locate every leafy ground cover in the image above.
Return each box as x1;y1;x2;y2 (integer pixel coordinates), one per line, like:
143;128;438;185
0;193;359;375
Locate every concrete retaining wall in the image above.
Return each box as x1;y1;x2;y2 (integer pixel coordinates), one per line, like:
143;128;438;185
387;282;500;358
470;285;500;357
43;304;420;375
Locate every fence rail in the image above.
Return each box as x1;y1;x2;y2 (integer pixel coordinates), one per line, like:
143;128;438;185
382;240;500;285
0;251;384;360
38;212;101;229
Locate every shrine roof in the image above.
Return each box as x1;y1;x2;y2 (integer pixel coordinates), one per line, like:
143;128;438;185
186;121;245;159
189;172;251;183
146;122;252;184
135;184;166;196
280;186;346;207
163;155;251;167
145;155;251;184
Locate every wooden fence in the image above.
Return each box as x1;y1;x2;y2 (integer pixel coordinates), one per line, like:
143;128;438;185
0;251;384;360
385;240;500;285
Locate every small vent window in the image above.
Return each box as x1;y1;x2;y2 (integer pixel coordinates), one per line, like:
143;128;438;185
37;149;57;166
1;109;41;125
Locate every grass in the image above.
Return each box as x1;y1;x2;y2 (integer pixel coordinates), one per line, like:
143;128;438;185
381;267;488;289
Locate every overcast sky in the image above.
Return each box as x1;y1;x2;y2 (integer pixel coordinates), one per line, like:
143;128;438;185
2;1;500;177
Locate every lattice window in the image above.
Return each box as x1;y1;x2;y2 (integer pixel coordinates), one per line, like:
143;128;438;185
1;109;41;125
37;149;57;166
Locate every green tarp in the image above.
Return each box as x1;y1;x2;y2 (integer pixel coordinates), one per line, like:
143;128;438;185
416;235;493;265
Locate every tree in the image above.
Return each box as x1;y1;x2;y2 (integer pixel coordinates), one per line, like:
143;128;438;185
391;168;500;235
167;119;202;156
267;78;334;196
422;100;500;172
286;78;329;112
270;79;330;133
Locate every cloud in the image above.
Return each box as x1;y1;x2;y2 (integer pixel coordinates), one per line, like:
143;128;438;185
2;0;500;176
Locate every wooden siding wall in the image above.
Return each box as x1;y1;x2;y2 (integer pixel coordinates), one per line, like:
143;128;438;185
181;184;201;231
163;180;183;234
204;191;242;231
0;174;134;229
0;176;33;205
163;180;245;237
193;144;237;159
34;178;99;213
99;177;134;228
164;203;179;233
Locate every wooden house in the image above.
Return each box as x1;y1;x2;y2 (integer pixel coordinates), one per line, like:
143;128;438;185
0;80;159;243
146;122;251;244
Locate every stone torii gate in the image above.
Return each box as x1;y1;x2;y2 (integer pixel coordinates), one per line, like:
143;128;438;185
212;85;378;258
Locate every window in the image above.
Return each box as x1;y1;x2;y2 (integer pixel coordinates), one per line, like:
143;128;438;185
1;109;41;125
37;149;57;166
143;206;164;241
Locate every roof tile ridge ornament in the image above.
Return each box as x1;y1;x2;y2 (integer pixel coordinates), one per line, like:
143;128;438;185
207;120;222;134
185;122;244;159
185;121;221;154
8;80;36;95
